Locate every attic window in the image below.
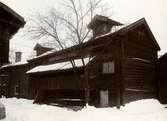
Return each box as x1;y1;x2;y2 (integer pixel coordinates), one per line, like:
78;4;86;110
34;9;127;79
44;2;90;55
103;61;115;74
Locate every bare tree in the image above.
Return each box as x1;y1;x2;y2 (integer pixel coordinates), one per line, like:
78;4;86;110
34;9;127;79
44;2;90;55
27;0;110;105
27;0;110;48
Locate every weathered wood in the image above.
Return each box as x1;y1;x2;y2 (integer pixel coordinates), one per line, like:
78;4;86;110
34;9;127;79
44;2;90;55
114;41;122;108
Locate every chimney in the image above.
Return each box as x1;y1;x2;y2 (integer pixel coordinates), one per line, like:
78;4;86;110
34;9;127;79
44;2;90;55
15;51;22;63
88;15;123;38
33;43;53;56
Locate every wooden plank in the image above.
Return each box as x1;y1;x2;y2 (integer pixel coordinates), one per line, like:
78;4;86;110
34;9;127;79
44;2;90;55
114;41;122;108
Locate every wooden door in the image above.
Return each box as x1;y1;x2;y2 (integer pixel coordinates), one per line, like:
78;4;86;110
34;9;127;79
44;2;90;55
100;90;109;107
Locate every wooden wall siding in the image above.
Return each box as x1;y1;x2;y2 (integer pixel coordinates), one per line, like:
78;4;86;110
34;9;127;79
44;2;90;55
122;57;157;103
87;53;117;106
89;74;115;89
29;74;86;90
0;25;10;65
0;65;29;98
120;28;158;104
124;42;157;61
159;82;167;104
123;91;156;103
126;26;157;50
124;28;158;61
158;59;167;104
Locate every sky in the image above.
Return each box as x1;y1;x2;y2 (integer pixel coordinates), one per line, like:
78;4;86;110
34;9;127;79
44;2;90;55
1;0;167;61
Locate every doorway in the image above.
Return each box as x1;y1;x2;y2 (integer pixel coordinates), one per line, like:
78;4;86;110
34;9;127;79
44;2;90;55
100;90;109;107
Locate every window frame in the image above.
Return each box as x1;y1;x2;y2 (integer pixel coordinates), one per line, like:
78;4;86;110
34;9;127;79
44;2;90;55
102;61;115;74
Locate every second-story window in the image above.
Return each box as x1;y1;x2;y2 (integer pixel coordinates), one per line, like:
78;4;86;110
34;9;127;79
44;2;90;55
103;61;115;74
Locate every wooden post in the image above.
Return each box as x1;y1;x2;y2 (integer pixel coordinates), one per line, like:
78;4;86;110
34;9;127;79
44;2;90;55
120;40;125;106
115;42;121;108
115;39;124;108
155;54;160;100
82;58;90;106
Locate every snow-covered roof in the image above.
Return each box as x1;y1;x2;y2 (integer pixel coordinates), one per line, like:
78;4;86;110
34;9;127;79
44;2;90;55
27;57;92;74
28;49;57;61
1;61;28;69
29;18;160;63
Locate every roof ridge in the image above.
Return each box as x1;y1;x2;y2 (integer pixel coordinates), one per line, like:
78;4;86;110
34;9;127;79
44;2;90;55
0;2;25;23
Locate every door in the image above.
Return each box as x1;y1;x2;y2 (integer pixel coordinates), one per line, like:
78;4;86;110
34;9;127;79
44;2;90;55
100;90;109;107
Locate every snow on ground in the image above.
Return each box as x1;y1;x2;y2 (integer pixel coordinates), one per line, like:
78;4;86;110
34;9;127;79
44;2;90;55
0;98;167;121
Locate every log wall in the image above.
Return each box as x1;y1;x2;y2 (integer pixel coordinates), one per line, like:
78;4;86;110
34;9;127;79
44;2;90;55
122;28;158;103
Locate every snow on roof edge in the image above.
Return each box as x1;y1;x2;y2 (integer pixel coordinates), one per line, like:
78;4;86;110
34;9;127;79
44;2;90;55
27;57;92;74
1;61;28;69
28;49;57;61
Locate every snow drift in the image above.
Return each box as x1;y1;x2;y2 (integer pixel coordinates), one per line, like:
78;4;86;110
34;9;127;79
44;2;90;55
0;98;167;121
121;99;165;114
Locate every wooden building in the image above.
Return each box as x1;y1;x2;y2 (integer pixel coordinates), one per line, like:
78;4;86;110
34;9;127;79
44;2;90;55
27;15;160;107
0;2;25;66
0;42;54;98
158;53;167;104
0;62;29;98
0;2;25;97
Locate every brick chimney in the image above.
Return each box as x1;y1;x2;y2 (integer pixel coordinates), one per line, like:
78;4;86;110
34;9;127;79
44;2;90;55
15;51;22;63
88;15;123;38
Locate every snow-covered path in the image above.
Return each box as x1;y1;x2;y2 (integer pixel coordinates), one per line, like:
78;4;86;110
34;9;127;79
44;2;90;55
0;98;167;121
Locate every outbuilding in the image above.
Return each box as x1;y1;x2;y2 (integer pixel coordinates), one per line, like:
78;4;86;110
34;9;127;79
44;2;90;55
27;15;160;107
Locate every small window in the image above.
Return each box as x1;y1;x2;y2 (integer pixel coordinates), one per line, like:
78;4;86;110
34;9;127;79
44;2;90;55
14;85;19;96
103;61;115;74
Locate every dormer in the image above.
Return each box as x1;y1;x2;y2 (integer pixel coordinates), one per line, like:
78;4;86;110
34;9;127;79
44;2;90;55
88;15;122;38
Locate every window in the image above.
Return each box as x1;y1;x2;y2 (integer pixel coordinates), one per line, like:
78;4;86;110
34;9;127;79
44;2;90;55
103;61;115;74
14;85;19;96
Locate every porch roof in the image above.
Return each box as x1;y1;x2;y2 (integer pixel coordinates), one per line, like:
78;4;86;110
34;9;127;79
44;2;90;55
27;57;92;74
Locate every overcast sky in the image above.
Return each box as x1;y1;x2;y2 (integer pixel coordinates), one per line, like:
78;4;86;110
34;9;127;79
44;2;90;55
1;0;167;60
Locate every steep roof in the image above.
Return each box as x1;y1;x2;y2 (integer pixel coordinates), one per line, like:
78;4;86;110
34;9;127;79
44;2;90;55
0;2;25;24
94;18;160;51
28;17;160;62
